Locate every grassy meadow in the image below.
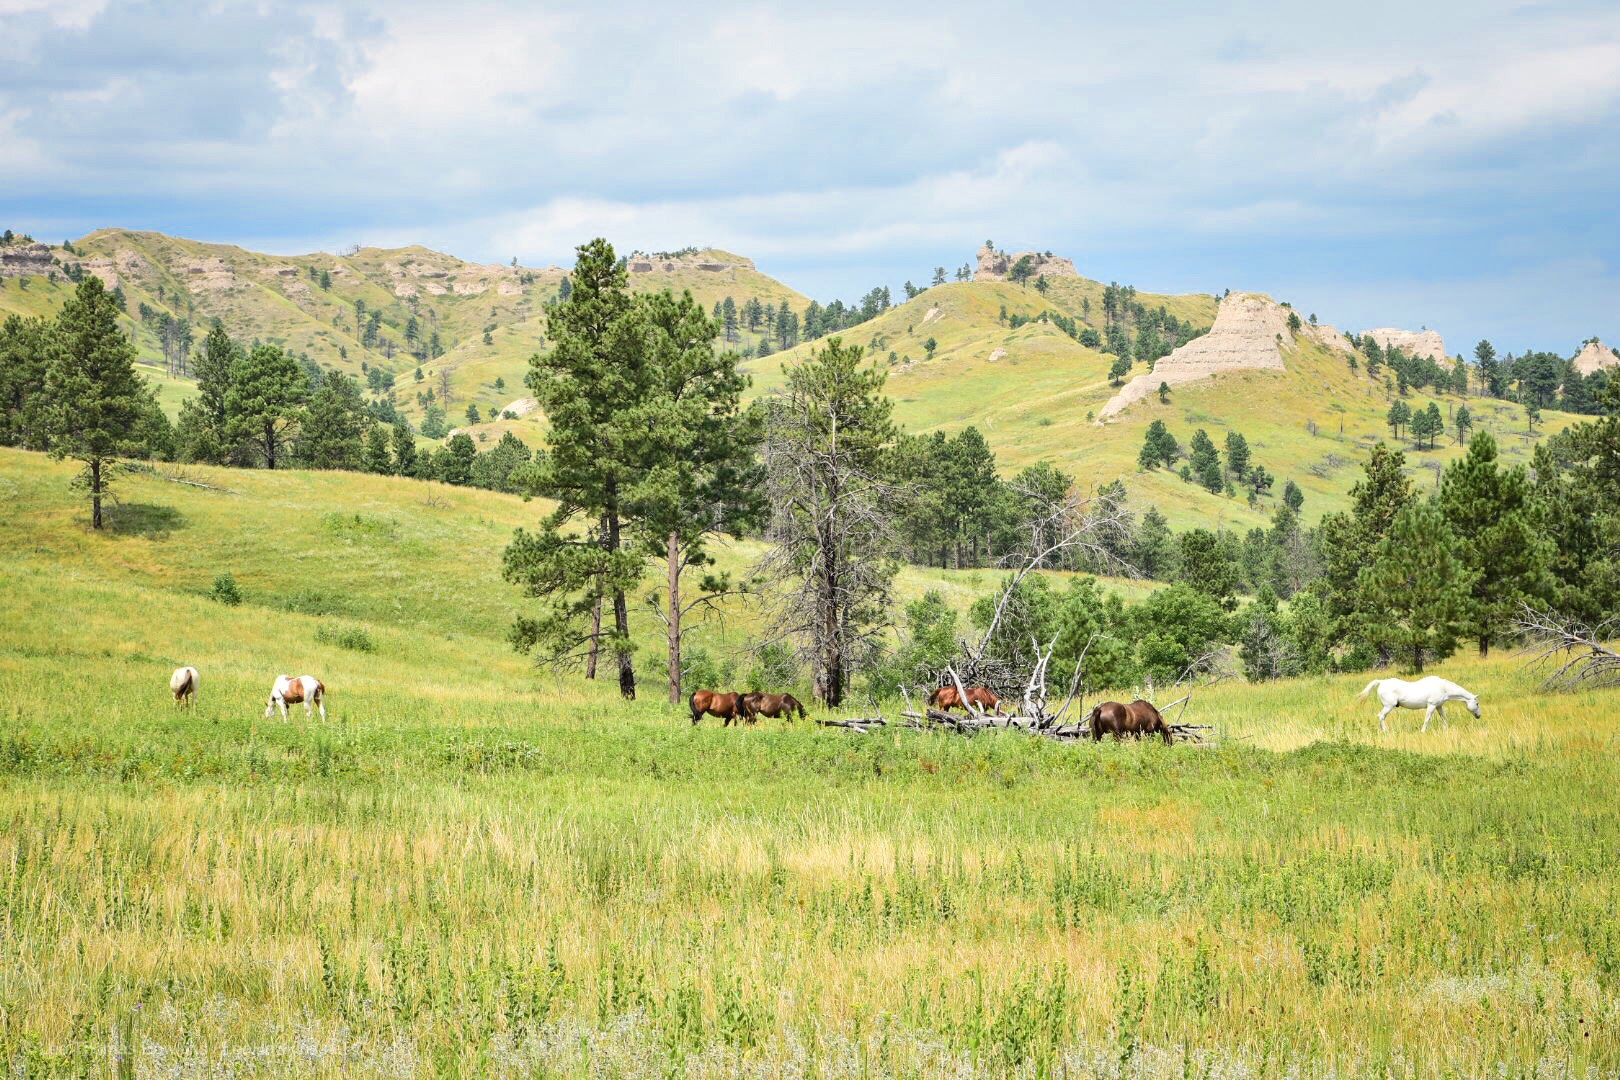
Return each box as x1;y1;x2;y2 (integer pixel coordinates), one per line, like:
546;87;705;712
1;449;1618;1078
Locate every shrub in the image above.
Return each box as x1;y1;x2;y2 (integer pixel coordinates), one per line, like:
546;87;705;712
210;572;242;606
316;624;376;653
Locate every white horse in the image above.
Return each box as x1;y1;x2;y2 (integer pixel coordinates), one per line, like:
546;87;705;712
265;674;326;721
1357;676;1480;732
170;666;198;707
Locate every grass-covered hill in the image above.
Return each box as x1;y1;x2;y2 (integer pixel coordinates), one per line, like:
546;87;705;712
2;444;1618;1077
1;230;1586;531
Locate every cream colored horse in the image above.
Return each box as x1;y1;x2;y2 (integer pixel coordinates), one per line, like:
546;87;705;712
169;666;198;707
1358;676;1480;731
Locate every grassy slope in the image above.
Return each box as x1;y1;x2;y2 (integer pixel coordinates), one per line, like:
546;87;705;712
746;281;1577;529
0;448;1617;1076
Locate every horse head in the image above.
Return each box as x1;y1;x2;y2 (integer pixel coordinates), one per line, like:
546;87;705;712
1468;695;1481;718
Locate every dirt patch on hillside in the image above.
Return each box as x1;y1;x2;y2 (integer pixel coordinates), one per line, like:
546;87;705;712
502;397;539;418
1362;327;1446;360
1099;292;1291;420
180;256;240;294
921;306;942;325
987;348;1007;363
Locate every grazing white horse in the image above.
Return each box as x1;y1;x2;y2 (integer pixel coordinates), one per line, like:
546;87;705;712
265;674;326;721
170;666;198;707
1357;676;1480;732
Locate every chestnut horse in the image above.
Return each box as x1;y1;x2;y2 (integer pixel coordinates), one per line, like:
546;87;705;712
690;689;751;726
743;691;806;721
928;685;1003;714
266;674;326;721
1088;699;1172;745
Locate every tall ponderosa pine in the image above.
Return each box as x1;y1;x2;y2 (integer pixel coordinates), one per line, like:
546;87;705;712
296;371;373;470
175;321;241;463
1529;379;1620;623
0;314;53;449
225;343;306;468
1358;500;1476;672
41;276;159;528
504;239;650;698
1438;432;1551;656
1318;443;1414;645
760;337;899;706
630;289;764;703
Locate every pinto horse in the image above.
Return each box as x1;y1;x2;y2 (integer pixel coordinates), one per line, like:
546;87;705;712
928;685;1003;714
170;666;198;707
266;674;326;721
1088;699;1172;744
1358;676;1480;731
743;691;807;721
690;689;751;726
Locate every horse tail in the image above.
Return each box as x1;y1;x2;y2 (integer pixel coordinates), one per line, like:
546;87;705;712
1356;680;1381;700
793;695;806;720
688;691;702;725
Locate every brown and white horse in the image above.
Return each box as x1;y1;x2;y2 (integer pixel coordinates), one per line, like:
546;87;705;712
170;666;198;707
266;674;326;720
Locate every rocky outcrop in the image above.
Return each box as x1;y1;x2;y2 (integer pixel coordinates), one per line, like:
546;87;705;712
1362;327;1446;360
973;244;1078;282
501;397;540;418
1300;320;1354;354
1572;339;1619;376
1099;292;1291;420
626;251;756;274
0;242;55;279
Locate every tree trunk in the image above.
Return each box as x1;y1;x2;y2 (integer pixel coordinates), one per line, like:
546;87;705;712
1412;645;1424;673
666;531;682;704
585;594;601;680
265;422;277;469
90;458;103;530
604;510;635;700
1478;633;1490;659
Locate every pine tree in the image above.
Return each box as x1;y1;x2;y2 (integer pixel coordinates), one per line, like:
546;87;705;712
1386;399;1411;438
1455;405;1473;445
1358;501;1476;672
1318;443;1414;648
0;313;53;449
1439;432;1551;656
225;343;306;468
1224;430;1251;481
296;371;371;470
391;422;418;476
1282;478;1304;511
40;276;161;528
1189;429;1222;493
1474;340;1502;397
504;240;651;698
362;425;393;474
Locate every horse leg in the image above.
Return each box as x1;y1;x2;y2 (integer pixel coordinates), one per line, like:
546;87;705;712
1421;704;1435;732
1377;704;1394;732
316;696;326;721
1436;703;1447;729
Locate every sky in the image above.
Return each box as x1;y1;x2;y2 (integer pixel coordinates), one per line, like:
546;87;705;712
1;0;1617;354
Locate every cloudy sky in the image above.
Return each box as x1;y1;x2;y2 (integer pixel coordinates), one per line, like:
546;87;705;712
2;0;1617;353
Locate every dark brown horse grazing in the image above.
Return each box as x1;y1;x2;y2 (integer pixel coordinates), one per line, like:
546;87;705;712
743;692;806;721
928;685;1003;714
690;689;751;726
1088;699;1172;745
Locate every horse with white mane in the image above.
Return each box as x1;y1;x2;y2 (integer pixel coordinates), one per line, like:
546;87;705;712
170;666;198;707
265;674;326;721
1357;676;1480;732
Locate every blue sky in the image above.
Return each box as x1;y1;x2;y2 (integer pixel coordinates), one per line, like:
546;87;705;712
2;0;1617;354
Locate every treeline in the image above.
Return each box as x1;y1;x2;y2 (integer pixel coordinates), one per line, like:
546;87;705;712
1345;334;1612;418
710;285;898;359
0;285;539;498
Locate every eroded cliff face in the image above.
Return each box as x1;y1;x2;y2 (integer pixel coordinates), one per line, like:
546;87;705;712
625;250;755;274
972;244;1078;282
1099;292;1296;419
1361;327;1447;360
1572;339;1619;376
0;242;55;279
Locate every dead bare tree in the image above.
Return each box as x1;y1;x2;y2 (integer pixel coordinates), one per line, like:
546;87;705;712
1516;603;1620;689
755;339;899;707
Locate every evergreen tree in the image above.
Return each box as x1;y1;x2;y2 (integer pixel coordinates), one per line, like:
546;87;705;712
0;314;53;449
1422;401;1443;449
296;371;372;470
1108;354;1131;386
1132;506;1177;578
391;422;418;476
1474;340;1499;396
1386;399;1411;438
1282;478;1304;512
1223;430;1251;481
1358;501;1476;672
362;425;393;474
923;337;938;361
504;239;651;698
1188;429;1223;493
1247;464;1274;498
1177;528;1239;608
1318;443;1414;650
466;403;482;425
40;276;158;529
1530;379;1620;622
1439;432;1551;656
1455;404;1473;445
225;343;306;468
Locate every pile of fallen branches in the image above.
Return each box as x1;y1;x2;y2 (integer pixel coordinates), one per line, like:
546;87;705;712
1516;603;1620;689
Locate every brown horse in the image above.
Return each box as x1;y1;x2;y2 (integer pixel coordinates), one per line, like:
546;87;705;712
743;692;806;721
689;689;751;726
1088;699;1172;745
928;685;1003;714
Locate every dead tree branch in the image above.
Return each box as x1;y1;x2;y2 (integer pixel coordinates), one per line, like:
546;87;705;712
1516;603;1620;689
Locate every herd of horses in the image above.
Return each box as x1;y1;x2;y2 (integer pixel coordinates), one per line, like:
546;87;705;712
168;662;1481;740
691;683;1177;741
